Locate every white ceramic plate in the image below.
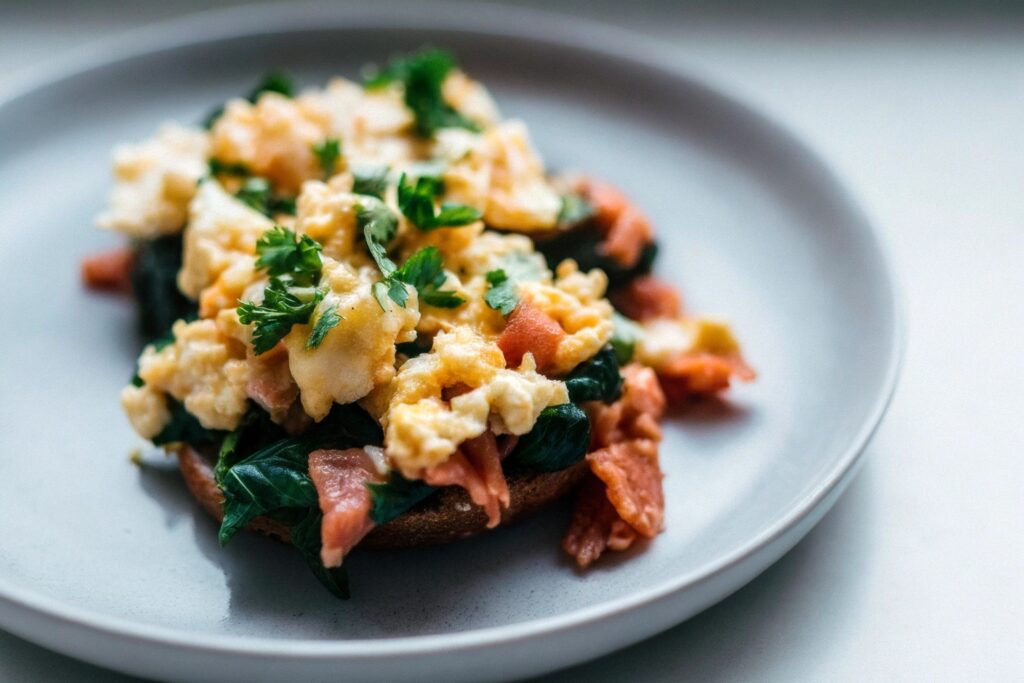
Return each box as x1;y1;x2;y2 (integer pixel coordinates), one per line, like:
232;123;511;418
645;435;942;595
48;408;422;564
0;4;902;681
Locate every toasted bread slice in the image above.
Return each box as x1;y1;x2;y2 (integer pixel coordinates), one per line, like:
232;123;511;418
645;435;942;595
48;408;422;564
178;447;587;550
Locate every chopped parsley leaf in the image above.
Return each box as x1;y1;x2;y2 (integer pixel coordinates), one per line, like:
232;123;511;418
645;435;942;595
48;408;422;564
208;159;251;177
352;165;390;199
483;252;547;316
312;138;342;178
234;177;297;218
246;71;295;101
355;199;408;310
363;49;479;137
356;199;399;278
393;247;465;309
255;226;323;286
397;172;481;231
484;268;518;315
305;304;342;350
238;279;324;354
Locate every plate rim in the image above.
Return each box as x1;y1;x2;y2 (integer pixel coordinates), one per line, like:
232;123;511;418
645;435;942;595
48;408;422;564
0;0;905;664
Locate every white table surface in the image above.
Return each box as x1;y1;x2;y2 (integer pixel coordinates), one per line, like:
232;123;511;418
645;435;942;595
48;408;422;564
1;2;1022;681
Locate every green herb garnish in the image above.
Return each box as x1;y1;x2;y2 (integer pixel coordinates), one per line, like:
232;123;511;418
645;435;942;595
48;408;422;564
254;226;323;286
393;246;464;309
397;172;481;231
312;138;342;178
238;279;324;354
354;199;409;310
305;304;342;350
483;268;517;316
363;49;479;137
203;71;296;129
481;252;545;316
234;177;297;217
352;165;390;199
207;159;251;178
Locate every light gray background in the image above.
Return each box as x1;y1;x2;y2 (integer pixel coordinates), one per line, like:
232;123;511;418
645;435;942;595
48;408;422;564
1;1;1021;681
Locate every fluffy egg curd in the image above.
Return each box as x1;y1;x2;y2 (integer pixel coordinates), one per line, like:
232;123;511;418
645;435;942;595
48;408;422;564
83;50;753;597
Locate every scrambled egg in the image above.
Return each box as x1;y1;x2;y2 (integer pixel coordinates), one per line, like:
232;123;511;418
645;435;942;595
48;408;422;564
98;124;209;238
106;61;723;478
294;177;361;260
440;120;561;231
520;260;614;375
372;327;568;477
121;319;251;436
282;259;419;421
178;180;272;302
211;93;331;194
635;317;743;370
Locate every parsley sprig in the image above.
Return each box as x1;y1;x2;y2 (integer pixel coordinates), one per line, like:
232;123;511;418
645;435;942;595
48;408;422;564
355;199;404;309
483;253;547;316
397;172;481;231
394;247;465;309
352;166;390;199
306;304;342;350
484;269;517;315
312;138;342;178
239;279;324;354
255;226;323;286
237;227;340;353
363;49;479;138
355;199;465;310
234;177;297;217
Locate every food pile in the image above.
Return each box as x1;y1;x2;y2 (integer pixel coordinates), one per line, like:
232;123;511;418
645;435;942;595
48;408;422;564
82;50;753;596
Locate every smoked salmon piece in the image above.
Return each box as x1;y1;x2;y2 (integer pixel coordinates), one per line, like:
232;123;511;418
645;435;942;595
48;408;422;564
497;301;565;373
562;476;638;568
587;439;664;538
591;363;666;449
245;342;299;420
423;431;510;528
81;247;135;293
576;177;654;269
564;363;667;566
308;448;383;567
609;275;683;322
658;352;756;402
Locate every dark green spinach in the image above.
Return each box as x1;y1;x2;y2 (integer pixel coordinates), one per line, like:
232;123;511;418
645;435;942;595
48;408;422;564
507;404;590;473
151;398;225;448
564;346;623;404
367;472;439;525
130;234;197;342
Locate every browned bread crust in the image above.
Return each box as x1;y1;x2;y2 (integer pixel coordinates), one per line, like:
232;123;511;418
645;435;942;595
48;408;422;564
178;446;587;550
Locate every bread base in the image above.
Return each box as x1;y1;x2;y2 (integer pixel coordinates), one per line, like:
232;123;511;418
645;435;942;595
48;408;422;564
178;447;587;550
